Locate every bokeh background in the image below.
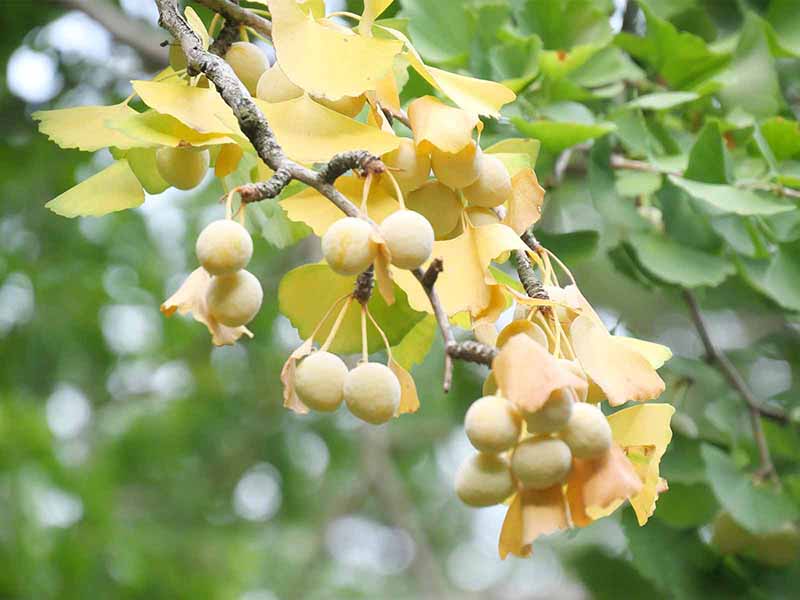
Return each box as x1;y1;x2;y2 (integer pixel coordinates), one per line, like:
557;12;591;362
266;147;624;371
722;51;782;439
2;1;799;598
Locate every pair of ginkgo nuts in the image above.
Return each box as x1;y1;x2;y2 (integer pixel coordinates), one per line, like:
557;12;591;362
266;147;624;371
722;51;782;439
321;210;435;275
455;392;612;507
293;352;401;424
195;219;263;327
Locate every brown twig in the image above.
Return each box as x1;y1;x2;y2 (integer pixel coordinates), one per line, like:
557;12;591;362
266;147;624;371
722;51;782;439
208;0;241;56
682;290;783;482
195;0;272;37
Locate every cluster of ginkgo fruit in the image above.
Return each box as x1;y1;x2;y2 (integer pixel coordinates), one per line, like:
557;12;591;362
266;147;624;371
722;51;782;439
455;356;612;508
195;217;263;328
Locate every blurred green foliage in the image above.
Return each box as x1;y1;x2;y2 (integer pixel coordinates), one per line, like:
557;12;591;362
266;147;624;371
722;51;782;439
2;0;800;598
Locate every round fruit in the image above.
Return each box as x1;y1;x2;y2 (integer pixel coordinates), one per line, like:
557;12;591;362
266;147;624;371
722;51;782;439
464;395;522;453
206;270;263;327
525;387;575;434
463;153;513;208
431;142;481;189
195;219;253;275
382;138;431;193
343;362;401;424
316;95;365;118
405;181;462;239
379;210;434;270
321;217;377;275
511;437;572;490
169;42;187;72
294;351;348;412
225;41;270;95
155;146;210;190
256;63;302;102
455;452;514;507
560;403;612;459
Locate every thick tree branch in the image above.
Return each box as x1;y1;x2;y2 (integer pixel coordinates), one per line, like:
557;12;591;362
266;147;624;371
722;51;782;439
58;0;166;67
682;290;783;482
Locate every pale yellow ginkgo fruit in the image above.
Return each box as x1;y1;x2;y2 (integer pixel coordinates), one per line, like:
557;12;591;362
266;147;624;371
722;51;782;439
570;314;666;406
455;452;514;507
195;219;253;275
206;270;264;327
256;62;303;102
464;395;522;453
382;138;431;193
294;351;348;412
321;217;377;275
407;95;481;154
431;142;482;190
161;267;253;346
511;437;573;490
155;146;210;190
560;402;612;460
225;42;270;96
344;362;401;424
379;209;434;270
525;387;575;434
405;181;462;239
268;0;403;100
463;153;513;208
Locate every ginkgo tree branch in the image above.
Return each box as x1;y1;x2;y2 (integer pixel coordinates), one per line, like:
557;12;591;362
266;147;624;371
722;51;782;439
682;290;781;482
195;0;273;37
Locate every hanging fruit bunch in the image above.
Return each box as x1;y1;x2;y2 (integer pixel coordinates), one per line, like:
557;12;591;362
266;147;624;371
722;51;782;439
32;0;675;559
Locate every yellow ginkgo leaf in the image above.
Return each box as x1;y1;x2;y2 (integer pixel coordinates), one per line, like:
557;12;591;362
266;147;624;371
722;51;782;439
185;6;209;50
390;358;419;415
496;319;548;350
280;338;314;415
106;110;235;149
132;80;239;134
377;25;515;117
257;95;400;162
33;102;137;152
492;333;588;414
361;0;394;31
268;0;403;100
396;222;525;316
570;314;666;406
566;445;643;527
161;267;254;346
608;403;675;525
503;168;545;235
499;487;568;559
616;337;673;370
280;175;400;235
215;143;244;178
47;160;144;218
407;95;480;153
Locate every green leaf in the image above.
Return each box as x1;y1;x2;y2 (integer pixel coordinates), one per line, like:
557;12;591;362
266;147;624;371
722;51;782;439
710;215;762;258
657;180;723;253
760;117;800;162
615;170;662;198
33;102;137;152
568;548;666;600
535;230;599;263
701;444;799;534
105;110;234;150
46;160;145;218
625;91;700;111
655;482;719;528
766;0;800;57
737;241;800;312
589;138;650;231
400;0;474;65
718;13;783;119
391;315;436;370
627;231;734;287
669;176;795;216
484;137;540;170
512;0;612;50
538;44;604;80
488;33;541;92
570;45;645;88
683;121;732;184
250;196;311;249
615;2;729;89
126;148;170;195
512;118;614;153
278;263;426;355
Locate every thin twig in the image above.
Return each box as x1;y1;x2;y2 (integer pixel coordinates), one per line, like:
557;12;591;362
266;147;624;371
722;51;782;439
682;290;782;482
195;0;272;37
208;0;241;56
